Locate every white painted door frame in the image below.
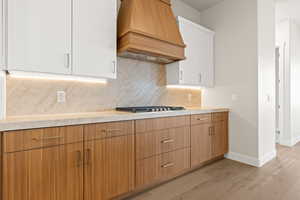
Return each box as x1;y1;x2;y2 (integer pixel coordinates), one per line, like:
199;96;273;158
276;42;292;146
275;47;281;143
275;43;288;145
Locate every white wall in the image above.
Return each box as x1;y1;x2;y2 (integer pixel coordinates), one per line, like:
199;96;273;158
0;71;5;119
200;0;276;166
117;0;201;25
290;21;300;144
257;0;276;164
171;0;202;24
276;0;300;26
200;0;259;160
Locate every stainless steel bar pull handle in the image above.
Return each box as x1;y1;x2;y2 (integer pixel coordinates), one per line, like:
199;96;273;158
209;127;213;136
161;139;175;144
65;53;71;68
161;163;175;168
112;60;116;73
32;136;63;141
197;118;209;121
76;151;83;167
84;149;92;166
103;129;122;132
199;73;202;83
180;70;183;81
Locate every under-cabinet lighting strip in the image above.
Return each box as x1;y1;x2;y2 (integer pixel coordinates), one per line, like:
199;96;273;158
166;85;202;90
8;71;107;84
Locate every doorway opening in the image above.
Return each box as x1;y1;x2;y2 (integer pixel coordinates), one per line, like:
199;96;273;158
275;46;284;145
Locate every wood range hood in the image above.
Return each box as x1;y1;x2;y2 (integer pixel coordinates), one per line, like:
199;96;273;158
117;0;186;64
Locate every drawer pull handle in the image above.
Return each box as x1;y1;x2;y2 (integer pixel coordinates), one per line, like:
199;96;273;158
209;127;215;136
197;118;209;121
32;136;63;141
93;136;106;140
161;163;175;168
84;149;92;166
101;129;122;133
161;139;174;144
76;151;83;167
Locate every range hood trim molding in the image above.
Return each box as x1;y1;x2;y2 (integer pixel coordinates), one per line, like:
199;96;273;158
120;0;171;5
119;30;187;48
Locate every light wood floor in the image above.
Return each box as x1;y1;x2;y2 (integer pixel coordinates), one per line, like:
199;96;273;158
129;143;300;200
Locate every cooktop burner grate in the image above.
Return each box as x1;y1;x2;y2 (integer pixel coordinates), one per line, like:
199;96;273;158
116;106;185;113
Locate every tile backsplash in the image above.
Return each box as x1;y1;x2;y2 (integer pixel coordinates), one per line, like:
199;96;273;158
6;58;201;116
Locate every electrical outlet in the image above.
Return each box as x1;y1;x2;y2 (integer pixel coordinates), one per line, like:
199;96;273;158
57;91;66;103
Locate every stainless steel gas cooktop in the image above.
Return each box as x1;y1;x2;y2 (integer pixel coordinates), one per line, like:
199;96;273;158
116;106;185;113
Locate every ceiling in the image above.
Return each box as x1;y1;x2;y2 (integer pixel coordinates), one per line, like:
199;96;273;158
181;0;224;11
276;0;300;24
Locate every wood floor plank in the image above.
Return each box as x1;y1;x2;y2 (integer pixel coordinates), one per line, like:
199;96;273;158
129;144;300;200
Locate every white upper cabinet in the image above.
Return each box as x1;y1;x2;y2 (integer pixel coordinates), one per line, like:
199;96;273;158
7;0;72;75
0;0;6;70
72;0;117;79
167;17;215;88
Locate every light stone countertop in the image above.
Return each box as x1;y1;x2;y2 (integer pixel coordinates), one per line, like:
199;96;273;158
0;107;229;132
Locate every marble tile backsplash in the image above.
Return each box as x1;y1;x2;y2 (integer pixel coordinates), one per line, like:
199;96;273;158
6;58;201;116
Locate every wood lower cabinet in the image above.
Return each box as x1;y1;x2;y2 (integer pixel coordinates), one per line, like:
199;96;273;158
3;125;84;153
136;148;190;187
191;112;228;167
191;123;213;166
3;143;84;200
2;121;135;200
135;126;190;160
135;116;191;188
84;135;135;200
1;113;228;200
212;120;228;158
135;116;190;133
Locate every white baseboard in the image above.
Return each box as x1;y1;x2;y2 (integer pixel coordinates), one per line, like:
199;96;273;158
225;150;277;167
225;152;260;167
280;136;300;147
293;136;300;146
258;150;277;167
280;139;294;147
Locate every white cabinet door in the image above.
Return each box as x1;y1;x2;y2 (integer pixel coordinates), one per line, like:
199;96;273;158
73;0;117;79
0;0;6;70
179;18;203;86
195;26;214;87
7;0;72;74
167;17;214;87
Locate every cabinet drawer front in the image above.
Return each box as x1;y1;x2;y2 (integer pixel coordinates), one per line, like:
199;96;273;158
135;116;190;133
136;148;190;187
136;126;191;160
3;126;83;153
212;112;228;122
191;114;212;125
84;121;134;141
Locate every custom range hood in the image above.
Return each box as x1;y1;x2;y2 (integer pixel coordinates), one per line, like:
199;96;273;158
117;0;186;64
